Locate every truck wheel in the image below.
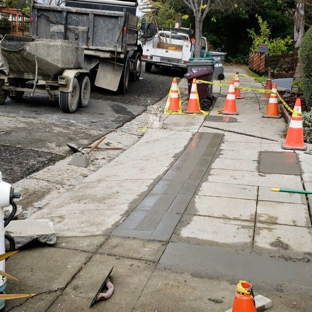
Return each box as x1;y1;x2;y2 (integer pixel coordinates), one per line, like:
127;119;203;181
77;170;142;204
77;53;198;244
9;91;24;100
0;82;7;105
145;62;152;73
79;75;91;108
131;52;142;82
118;60;130;95
59;78;80;113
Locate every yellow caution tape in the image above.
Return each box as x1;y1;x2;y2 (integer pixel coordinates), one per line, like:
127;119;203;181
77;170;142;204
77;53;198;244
196;79;302;117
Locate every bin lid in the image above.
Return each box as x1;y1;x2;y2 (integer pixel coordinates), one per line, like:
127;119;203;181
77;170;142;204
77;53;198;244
184;69;214;79
207;51;227;56
189;57;215;61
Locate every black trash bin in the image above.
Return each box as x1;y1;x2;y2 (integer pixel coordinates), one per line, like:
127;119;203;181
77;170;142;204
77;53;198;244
184;68;214;111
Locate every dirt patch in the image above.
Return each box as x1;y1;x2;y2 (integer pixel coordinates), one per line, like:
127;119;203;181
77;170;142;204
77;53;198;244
0;145;63;184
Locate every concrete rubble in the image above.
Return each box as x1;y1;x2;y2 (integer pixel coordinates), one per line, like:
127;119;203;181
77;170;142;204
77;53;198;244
6;220;56;249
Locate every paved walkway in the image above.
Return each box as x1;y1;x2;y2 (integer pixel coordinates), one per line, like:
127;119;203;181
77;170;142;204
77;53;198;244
5;65;312;311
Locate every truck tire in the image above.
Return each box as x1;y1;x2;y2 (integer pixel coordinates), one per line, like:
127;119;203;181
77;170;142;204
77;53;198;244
59;77;80;113
79;75;91;108
145;62;152;73
0;81;7;105
130;51;142;82
118;60;130;95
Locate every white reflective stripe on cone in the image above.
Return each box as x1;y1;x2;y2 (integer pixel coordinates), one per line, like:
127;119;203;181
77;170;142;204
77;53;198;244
289;120;303;128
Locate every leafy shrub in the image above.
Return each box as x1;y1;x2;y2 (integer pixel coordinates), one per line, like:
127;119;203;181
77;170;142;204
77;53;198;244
247;15;293;55
300;27;312;110
303;110;312;143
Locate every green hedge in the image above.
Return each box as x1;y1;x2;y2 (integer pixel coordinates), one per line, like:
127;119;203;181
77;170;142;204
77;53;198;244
300;26;312;109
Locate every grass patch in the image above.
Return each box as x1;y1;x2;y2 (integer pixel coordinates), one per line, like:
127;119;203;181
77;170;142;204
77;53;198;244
245;69;268;83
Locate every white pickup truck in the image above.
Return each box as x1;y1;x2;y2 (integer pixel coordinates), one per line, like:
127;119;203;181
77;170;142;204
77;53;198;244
141;24;207;73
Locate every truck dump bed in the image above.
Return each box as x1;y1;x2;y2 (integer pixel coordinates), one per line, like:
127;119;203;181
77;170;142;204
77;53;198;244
31;2;139;58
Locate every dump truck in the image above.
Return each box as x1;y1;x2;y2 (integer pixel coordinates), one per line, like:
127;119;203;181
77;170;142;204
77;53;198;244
0;0;142;113
141;23;208;73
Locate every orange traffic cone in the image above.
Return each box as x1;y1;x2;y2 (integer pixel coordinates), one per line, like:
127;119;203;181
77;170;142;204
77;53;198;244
263;83;281;118
232;281;256;312
222;79;239;115
261;78;272;100
282;98;307;151
186;78;201;113
293;97;302;114
167;78;181;112
234;72;244;99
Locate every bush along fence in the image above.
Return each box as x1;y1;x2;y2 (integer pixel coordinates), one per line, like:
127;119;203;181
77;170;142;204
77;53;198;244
248;52;295;78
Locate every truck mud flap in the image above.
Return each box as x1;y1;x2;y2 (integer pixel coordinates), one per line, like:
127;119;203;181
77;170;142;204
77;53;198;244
95;60;123;91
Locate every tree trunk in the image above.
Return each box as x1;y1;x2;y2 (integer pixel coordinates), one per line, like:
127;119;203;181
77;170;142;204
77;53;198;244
294;0;305;80
194;17;202;58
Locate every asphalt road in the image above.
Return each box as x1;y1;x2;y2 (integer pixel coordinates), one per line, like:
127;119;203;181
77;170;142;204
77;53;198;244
0;67;183;184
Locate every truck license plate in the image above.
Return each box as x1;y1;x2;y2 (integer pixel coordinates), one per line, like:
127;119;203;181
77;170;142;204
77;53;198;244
153;56;160;61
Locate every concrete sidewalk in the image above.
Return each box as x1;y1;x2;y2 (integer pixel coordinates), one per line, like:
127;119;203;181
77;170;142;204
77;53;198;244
5;65;312;311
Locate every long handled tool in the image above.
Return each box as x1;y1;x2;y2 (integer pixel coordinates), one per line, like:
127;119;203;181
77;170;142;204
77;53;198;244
271;187;312;195
68;136;106;168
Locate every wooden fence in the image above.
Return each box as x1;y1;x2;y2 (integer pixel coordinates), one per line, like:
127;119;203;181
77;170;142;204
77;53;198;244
248;52;295;77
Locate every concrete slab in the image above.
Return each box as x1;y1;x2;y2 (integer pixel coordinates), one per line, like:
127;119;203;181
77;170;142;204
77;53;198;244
30;204;128;236
63;254;154;309
159;241;312;288
299;152;312;173
211;157;257;171
6;219;56;248
5;288;61;311
302;172;312;185
6;247;91;291
98;237;165;262
177;215;254;246
46;294;117;312
53;235;108;253
257;201;310;226
187;196;256;221
218;149;259;160
134;268;234;312
255;223;312;253
259;186;306;204
84;129;193;182
207;169;302;188
163;114;205;132
259;151;301;175
198;182;257;200
200;130;266;143
221;141;262;151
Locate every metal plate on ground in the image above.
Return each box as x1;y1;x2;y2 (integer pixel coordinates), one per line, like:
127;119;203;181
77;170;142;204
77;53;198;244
258;151;301;175
207;115;237;123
